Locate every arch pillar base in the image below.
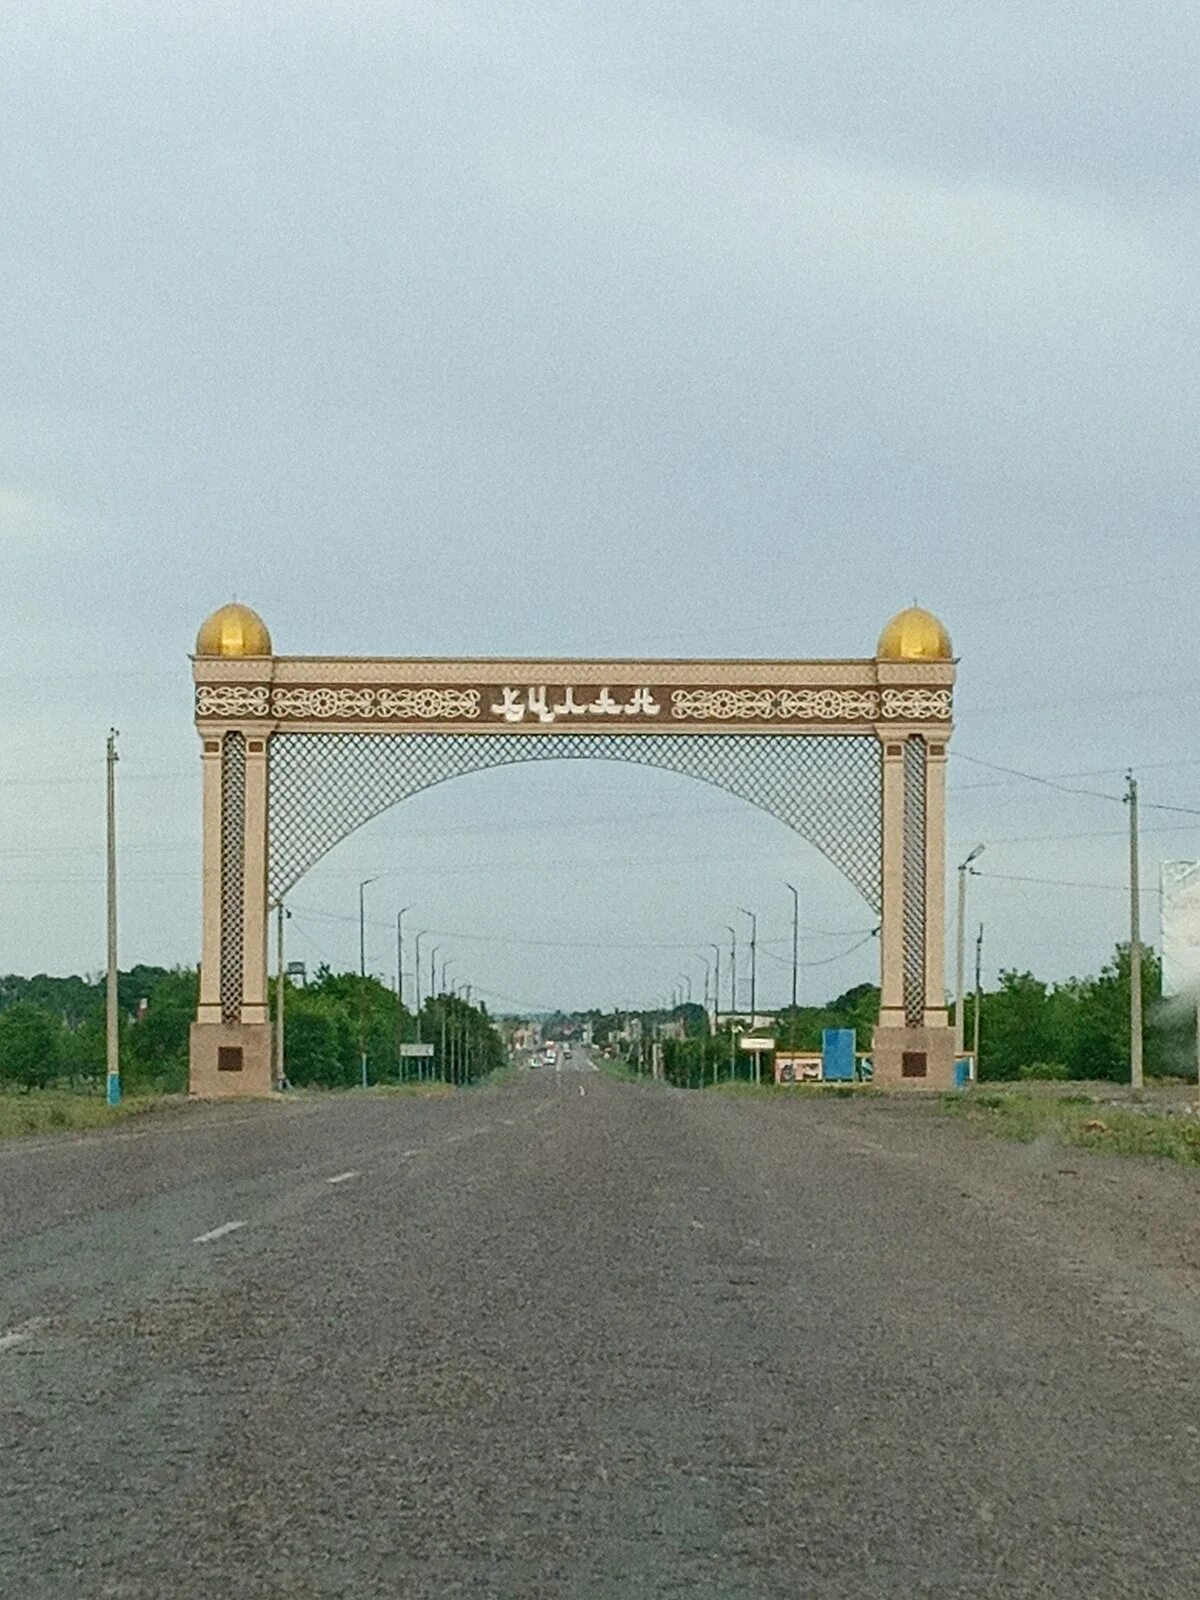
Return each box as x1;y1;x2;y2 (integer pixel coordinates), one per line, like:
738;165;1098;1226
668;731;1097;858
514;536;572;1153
189;1021;274;1099
871;1022;956;1091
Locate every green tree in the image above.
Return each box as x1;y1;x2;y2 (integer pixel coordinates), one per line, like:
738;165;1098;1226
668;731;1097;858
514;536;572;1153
0;1002;62;1090
126;969;198;1090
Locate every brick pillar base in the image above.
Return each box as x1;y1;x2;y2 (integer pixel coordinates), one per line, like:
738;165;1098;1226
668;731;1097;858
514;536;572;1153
871;1023;957;1090
189;1021;274;1098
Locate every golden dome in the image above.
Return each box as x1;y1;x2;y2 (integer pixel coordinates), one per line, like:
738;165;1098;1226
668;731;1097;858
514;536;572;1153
195;603;273;658
876;606;952;661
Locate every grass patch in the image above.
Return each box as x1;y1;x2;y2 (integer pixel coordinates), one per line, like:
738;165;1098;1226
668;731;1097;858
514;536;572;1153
937;1089;1200;1167
596;1059;643;1084
0;1088;174;1141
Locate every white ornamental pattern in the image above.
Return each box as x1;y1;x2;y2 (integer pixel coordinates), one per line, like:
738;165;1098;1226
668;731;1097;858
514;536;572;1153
671;688;880;721
270;686;481;721
880;688;952;721
195;685;270;718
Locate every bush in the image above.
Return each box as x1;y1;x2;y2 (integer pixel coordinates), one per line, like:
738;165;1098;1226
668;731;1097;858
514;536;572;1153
0;1002;61;1090
1017;1061;1069;1081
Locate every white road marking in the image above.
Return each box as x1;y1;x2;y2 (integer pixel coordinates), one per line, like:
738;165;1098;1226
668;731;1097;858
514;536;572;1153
0;1317;48;1352
192;1220;247;1244
325;1170;360;1185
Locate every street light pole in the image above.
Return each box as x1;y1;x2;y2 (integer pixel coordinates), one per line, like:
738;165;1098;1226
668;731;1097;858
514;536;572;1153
430;946;442;1080
710;944;721;1037
738;908;757;1027
785;882;799;1013
725;924;737;1081
395;905;412;1080
954;847;984;1054
105;729;120;1107
358;877;378;1089
972;922;984;1079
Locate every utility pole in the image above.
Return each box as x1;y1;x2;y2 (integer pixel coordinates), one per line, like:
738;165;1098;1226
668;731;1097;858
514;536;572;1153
955;846;985;1054
1128;771;1143;1096
105;729;120;1107
972;922;983;1081
274;897;288;1090
785;882;799;1012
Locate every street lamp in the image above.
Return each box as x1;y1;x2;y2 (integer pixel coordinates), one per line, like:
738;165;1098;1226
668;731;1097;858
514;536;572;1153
413;931;428;1063
724;924;737;1082
955;846;985;1055
785;882;799;1012
358;877;379;1089
738;908;758;1028
709;944;721;1034
395;905;413;1008
692;955;711;1032
395;905;413;1080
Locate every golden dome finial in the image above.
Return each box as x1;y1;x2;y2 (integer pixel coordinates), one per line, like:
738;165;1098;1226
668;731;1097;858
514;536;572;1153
876;605;952;661
195;602;273;658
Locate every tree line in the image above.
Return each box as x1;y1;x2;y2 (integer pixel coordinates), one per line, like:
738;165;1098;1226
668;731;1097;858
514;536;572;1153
564;942;1185;1086
0;966;506;1093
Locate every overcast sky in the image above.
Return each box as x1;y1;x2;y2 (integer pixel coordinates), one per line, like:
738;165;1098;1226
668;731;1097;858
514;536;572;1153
3;1;1199;1012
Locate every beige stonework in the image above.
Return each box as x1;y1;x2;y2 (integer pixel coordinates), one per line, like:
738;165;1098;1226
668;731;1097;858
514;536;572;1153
189;639;958;1095
189;1021;274;1098
870;1022;957;1091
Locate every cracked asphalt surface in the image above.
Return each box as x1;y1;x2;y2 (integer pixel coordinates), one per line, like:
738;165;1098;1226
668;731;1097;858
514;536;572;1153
2;1060;1199;1598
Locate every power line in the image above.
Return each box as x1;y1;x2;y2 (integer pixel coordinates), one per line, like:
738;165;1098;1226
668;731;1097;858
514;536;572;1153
951;751;1124;805
974;869;1160;897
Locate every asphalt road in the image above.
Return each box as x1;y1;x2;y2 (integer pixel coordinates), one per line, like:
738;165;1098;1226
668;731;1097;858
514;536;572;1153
2;1060;1199;1598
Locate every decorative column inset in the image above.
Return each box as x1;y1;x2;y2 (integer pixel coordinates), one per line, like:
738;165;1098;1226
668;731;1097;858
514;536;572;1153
877;737;906;1028
923;740;949;1026
902;736;927;1027
219;731;246;1022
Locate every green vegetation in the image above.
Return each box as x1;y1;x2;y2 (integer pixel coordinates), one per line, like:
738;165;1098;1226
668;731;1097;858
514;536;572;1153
0;962;508;1134
938;1088;1200;1167
282;967;504;1088
0;1090;171;1140
959;944;1183;1082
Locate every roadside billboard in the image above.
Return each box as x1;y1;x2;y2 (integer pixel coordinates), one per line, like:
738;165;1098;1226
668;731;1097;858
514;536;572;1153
775;1053;822;1084
1161;861;1200;998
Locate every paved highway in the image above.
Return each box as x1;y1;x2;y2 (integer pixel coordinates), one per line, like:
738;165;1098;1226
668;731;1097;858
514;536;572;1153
2;1062;1199;1597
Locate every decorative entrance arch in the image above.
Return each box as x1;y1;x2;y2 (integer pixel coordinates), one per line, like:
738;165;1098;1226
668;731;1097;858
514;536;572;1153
189;604;957;1095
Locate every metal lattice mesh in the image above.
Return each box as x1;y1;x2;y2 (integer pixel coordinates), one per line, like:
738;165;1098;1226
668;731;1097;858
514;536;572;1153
902;736;927;1026
268;733;882;908
220;731;246;1023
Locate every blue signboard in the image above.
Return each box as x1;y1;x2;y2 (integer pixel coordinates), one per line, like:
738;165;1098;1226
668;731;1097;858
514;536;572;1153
821;1028;856;1082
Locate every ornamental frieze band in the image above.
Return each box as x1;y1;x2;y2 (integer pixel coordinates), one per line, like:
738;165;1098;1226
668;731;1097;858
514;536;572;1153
195;682;952;725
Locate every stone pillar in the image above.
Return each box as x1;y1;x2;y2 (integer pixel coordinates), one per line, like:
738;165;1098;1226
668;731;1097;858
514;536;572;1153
189;725;274;1098
872;733;956;1090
